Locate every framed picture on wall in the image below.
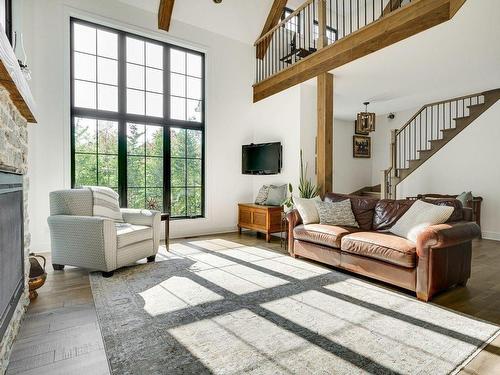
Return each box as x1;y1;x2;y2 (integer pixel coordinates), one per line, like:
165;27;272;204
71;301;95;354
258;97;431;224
353;135;371;158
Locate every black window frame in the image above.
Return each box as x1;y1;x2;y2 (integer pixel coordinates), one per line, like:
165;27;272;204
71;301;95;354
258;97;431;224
313;20;338;44
70;18;206;219
281;7;301;33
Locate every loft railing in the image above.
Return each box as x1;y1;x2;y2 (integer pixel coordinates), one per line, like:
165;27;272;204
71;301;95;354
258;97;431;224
383;92;486;198
254;0;412;84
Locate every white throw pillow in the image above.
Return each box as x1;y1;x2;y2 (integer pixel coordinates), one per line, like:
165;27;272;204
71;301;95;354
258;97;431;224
390;200;454;242
294;196;322;224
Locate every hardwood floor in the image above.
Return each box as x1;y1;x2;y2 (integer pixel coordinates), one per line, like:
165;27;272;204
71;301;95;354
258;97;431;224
6;234;500;374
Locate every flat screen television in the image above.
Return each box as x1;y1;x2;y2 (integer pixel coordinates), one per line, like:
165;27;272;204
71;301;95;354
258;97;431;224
242;142;282;175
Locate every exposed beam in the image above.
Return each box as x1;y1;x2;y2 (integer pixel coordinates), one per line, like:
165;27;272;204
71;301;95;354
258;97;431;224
317;72;333;196
253;0;467;102
158;0;175;32
256;0;288;59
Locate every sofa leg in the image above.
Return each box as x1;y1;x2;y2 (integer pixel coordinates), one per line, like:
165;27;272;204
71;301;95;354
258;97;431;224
52;264;65;271
147;255;156;263
102;271;114;278
416;292;430;302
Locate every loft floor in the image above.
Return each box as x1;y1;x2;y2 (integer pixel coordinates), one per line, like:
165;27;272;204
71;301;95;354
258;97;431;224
6;234;500;374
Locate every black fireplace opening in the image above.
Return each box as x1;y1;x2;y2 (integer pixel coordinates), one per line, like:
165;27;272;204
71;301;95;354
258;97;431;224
0;171;24;340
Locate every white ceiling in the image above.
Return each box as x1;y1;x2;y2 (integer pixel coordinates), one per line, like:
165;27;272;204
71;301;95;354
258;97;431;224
117;0;500;120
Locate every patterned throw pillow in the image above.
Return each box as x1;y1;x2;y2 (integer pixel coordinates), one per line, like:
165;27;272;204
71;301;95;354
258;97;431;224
255;185;270;205
265;184;287;206
456;191;473;207
294;196;322;224
315;199;359;227
88;186;124;222
390;200;454;242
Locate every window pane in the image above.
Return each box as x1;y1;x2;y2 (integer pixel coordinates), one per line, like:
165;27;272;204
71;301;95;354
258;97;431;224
97;29;118;59
146;68;163;93
127;89;145;115
127;123;145;155
98;84;118;112
75;154;97;186
128;188;145;209
146;188;163;211
171;188;186;217
74;117;96;153
186;77;201;100
98;155;118;187
170;49;186;74
126;37;144;65
170;73;185;97
187;159;202;186
74;80;96;109
187;99;202;122
146;126;163;156
171;96;186;120
74;23;96;54
146;157;163;187
97;57;118;85
127;156;145;187
98;120;118;154
146;43;163;69
146;92;163;117
171;158;186;187
74;52;96;81
170;128;186;157
187;53;202;78
187;188;202;216
186;129;202;158
127;63;145;90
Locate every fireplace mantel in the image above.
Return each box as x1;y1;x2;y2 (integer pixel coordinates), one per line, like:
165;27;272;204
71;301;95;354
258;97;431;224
0;26;36;123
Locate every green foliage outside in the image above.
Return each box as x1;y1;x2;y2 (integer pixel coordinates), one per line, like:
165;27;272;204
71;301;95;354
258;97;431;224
74;117;202;217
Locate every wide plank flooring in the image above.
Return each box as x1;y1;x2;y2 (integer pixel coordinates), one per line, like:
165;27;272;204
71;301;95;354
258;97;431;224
6;233;500;374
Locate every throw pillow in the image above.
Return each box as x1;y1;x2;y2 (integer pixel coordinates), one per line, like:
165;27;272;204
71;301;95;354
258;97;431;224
456;191;473;207
87;186;124;222
315;199;359;227
390;200;454;242
294;196;322;224
265;184;287;206
254;185;270;205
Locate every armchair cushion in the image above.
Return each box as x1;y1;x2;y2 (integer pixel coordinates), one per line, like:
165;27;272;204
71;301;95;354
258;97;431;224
116;223;153;248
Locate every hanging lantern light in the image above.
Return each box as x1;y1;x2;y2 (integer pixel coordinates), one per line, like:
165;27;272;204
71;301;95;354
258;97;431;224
356;102;376;134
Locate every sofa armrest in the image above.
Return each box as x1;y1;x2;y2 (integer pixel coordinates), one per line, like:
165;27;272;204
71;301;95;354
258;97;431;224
416;221;481;254
462;207;473;222
121;208;161;226
286;209;302;255
47;215;117;271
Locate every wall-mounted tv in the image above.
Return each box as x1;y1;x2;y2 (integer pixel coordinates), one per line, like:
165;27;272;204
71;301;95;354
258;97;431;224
242;142;282;175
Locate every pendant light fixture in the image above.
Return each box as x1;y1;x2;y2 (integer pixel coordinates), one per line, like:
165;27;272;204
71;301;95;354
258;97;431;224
356;101;375;133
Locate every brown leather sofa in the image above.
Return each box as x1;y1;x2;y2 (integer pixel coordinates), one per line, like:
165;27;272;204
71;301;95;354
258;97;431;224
286;193;482;301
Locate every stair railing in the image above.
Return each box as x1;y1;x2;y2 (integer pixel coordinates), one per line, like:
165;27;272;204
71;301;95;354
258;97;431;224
255;0;412;84
383;92;486;198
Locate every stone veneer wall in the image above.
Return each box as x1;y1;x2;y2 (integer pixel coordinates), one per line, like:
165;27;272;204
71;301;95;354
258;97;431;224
0;86;30;374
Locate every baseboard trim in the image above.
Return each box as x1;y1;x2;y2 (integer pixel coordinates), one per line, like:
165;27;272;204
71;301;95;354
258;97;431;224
481;231;500;241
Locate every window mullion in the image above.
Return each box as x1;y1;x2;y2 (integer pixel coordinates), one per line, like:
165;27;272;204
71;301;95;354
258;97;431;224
118;31;128;207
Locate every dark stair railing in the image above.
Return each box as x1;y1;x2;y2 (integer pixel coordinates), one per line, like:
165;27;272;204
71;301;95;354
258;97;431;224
254;0;412;84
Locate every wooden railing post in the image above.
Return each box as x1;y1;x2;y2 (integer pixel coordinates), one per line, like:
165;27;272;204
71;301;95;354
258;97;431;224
390;129;397;198
317;0;327;49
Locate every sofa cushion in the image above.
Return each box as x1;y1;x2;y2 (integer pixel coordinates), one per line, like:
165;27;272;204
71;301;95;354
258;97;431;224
315;200;359;227
116;223;152;248
422;198;463;222
294;224;359;248
324;193;378;230
294;196;322;224
372;199;415;231
341;232;417;268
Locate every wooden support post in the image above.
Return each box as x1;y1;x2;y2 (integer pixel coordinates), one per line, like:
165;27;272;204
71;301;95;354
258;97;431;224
317;72;333;197
317;0;327;49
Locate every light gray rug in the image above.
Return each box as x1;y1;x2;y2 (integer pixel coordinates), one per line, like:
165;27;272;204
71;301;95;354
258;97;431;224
90;239;499;375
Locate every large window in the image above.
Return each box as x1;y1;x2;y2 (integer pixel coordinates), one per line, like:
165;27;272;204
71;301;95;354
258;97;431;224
71;19;205;218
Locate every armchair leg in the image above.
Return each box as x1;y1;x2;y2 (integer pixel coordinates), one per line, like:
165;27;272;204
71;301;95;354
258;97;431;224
52;264;65;271
147;255;156;263
102;271;114;278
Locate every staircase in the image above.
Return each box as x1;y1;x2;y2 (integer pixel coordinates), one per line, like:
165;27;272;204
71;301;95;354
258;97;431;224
352;184;381;199
382;89;500;198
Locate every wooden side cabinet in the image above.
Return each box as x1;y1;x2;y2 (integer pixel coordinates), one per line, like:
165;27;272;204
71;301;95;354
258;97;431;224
238;203;283;242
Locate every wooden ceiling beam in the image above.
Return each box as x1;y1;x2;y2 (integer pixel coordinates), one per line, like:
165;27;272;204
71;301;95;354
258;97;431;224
158;0;175;32
256;0;288;59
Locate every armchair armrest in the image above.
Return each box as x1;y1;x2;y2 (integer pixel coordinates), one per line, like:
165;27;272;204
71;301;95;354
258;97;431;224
416;221;481;254
121;208;161;227
47;215;117;271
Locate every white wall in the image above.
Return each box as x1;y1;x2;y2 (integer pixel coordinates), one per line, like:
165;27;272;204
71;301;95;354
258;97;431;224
21;0;303;251
371;103;500;240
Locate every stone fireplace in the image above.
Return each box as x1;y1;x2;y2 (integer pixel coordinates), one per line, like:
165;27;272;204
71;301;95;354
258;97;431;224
0;86;30;373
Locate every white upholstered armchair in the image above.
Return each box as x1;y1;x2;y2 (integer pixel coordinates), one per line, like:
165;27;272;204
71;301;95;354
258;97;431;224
48;189;161;277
